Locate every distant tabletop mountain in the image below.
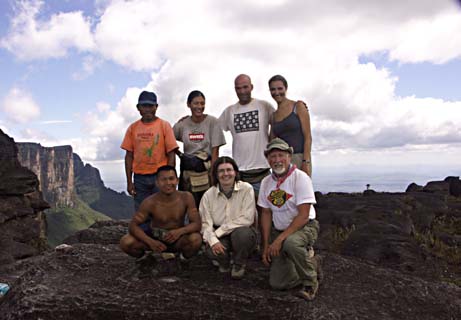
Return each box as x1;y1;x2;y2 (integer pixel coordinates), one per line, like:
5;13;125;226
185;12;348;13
16;142;133;246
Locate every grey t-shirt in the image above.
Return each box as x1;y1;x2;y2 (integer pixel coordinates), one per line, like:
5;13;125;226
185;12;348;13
173;115;226;156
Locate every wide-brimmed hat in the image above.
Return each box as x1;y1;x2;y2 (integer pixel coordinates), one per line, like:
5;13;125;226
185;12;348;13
264;138;293;157
137;91;157;106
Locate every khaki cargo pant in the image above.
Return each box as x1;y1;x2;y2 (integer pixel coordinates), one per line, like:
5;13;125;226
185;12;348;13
269;220;319;290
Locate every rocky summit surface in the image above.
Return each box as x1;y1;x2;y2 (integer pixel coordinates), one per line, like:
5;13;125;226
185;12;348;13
1;218;460;320
1;174;461;319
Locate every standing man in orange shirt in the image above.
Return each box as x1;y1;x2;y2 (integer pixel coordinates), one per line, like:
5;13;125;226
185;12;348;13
121;91;179;210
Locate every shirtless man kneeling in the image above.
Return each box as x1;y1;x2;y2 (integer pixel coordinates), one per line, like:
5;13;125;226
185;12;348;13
120;165;202;259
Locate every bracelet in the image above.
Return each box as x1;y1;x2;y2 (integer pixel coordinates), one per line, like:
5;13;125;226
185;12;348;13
302;159;311;164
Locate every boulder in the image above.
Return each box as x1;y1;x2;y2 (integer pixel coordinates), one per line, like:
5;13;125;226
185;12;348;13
406;182;423;193
444;176;461;197
423;181;450;195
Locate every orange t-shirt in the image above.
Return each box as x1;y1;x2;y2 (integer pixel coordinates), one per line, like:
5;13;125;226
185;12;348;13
120;118;178;174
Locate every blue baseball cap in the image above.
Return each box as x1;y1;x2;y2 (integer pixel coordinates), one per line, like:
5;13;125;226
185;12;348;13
137;91;157;106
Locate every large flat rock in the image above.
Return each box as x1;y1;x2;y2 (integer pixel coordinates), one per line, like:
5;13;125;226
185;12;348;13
0;243;459;320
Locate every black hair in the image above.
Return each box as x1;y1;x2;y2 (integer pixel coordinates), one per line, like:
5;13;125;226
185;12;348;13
187;90;206;105
156;165;178;178
268;74;288;89
211;156;240;186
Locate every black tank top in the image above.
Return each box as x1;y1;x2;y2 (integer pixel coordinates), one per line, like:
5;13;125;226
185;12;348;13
272;104;304;153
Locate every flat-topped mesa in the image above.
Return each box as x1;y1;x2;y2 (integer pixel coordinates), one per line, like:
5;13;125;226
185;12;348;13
17;142;75;208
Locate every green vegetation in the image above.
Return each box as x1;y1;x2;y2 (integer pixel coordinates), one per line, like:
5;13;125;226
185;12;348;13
413;215;461;266
46;197;111;247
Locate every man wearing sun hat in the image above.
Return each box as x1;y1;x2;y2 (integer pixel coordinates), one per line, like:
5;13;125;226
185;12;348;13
258;137;320;301
121;90;178;210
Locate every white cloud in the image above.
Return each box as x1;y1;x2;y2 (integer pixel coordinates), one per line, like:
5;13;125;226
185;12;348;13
0;0;94;60
72;55;103;80
40;120;72;125
2;0;461;167
96;102;111;113
389;11;461;64
2;88;40;123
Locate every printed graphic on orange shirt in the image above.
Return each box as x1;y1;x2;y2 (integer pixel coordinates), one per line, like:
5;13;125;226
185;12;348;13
268;189;292;208
144;134;160;157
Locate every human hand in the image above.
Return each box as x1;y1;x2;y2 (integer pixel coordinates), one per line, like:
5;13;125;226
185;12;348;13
296;100;308;109
211;242;226;256
163;229;183;244
262;246;271;266
148;239;167;253
268;239;283;258
127;181;136;196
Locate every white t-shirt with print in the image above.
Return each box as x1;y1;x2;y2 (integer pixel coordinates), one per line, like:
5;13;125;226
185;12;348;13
258;168;316;230
219;98;274;171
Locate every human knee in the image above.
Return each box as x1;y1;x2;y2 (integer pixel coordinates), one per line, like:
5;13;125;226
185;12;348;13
182;232;202;250
120;234;144;257
119;234;132;253
282;235;303;254
189;232;203;248
231;226;256;243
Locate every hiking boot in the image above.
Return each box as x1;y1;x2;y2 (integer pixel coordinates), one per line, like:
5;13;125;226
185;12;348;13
297;282;318;301
231;264;246;280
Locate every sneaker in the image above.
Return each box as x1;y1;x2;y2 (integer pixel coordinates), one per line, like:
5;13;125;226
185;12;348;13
297;282;318;301
231;264;246;280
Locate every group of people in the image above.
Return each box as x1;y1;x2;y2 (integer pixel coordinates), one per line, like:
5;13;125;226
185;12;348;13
118;74;319;301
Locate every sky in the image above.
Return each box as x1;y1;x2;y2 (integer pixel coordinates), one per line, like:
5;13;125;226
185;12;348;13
1;0;460;193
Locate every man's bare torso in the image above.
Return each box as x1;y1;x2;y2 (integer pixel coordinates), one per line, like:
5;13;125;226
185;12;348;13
145;191;190;230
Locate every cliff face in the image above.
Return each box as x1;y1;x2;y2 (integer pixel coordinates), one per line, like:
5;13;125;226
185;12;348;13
17;143;74;208
0;130;49;265
17;144;133;220
73;154;134;220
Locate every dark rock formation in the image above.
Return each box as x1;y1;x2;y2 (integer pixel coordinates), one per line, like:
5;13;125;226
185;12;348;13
406;176;461;198
0;130;49;265
63;220;129;245
444;176;461;197
0;221;460;319
423;180;450;195
405;182;423;192
316;191;460;282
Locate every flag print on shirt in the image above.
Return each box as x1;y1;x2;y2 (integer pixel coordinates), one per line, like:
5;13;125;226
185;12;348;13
233;110;259;133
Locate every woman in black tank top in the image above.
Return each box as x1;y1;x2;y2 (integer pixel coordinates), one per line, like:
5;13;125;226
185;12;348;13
268;75;312;177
